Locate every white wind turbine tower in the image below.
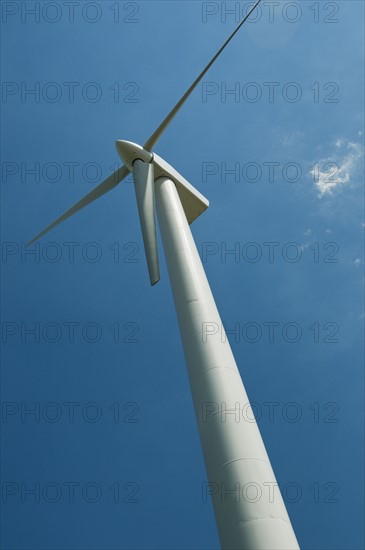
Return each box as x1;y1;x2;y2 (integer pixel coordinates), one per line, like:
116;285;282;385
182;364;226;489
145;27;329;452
29;1;300;548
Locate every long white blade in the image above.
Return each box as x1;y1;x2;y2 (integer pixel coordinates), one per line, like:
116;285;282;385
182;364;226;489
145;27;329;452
144;0;262;151
133;160;160;286
28;0;261;247
28;166;129;245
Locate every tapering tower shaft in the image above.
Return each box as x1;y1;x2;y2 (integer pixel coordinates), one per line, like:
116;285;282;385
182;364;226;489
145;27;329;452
155;177;299;550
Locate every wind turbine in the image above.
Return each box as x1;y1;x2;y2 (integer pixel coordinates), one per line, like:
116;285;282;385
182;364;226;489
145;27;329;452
29;1;300;548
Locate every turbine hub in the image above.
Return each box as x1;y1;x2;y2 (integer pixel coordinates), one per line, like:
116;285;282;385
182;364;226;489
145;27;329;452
115;140;153;171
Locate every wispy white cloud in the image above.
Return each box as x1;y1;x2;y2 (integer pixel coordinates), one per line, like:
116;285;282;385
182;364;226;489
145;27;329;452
310;139;363;197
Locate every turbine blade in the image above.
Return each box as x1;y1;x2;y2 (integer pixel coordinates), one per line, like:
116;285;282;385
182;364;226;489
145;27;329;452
144;0;262;151
133;160;160;286
28;166;129;245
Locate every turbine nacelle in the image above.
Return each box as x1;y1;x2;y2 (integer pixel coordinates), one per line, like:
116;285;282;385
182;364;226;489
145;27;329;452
116;140;209;224
115;140;209;286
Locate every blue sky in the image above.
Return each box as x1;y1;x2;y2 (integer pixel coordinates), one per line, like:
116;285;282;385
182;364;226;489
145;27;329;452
1;1;364;549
